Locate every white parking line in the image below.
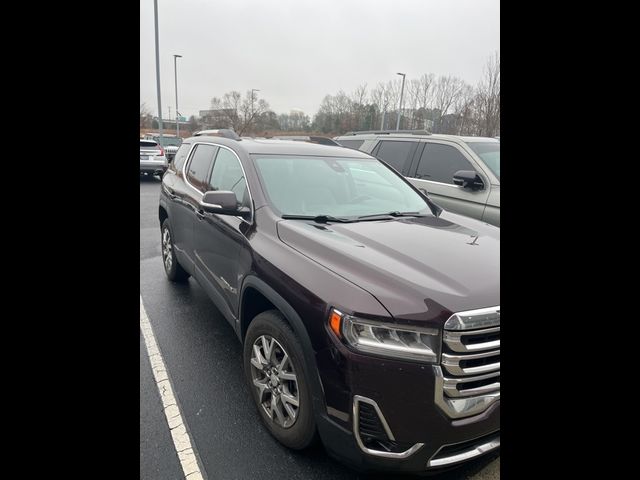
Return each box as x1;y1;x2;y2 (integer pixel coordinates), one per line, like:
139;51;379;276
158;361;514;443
140;296;205;480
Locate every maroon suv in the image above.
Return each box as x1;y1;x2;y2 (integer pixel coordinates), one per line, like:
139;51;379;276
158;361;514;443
158;130;500;474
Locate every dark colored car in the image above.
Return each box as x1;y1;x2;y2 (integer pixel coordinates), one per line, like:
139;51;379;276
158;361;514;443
158;131;500;474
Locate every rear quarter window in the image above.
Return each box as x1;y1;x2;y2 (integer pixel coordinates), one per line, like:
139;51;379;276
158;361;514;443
172;143;191;170
338;139;364;150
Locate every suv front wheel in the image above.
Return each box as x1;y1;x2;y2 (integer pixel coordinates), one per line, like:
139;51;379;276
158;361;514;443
244;310;316;450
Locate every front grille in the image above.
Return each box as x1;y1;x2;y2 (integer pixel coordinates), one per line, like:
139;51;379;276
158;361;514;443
435;307;500;418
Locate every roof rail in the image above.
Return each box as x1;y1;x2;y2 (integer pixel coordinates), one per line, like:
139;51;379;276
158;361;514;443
193;129;241;140
342;129;432;136
269;135;341;146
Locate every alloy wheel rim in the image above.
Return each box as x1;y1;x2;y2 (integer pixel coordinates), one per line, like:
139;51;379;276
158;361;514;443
250;335;300;428
162;227;173;271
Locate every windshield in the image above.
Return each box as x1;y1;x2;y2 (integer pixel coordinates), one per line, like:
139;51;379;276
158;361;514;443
467;142;500;179
252;155;430;218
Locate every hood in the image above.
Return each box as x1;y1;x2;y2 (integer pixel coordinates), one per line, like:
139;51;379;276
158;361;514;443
277;212;499;323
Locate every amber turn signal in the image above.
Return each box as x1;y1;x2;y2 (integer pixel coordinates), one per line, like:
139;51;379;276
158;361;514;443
329;309;343;338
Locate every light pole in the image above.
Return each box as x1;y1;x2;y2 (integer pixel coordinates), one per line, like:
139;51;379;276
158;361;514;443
153;0;163;144
174;54;182;137
396;72;406;130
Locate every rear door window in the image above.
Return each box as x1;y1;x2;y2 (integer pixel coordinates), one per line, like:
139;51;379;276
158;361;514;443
374;141;418;174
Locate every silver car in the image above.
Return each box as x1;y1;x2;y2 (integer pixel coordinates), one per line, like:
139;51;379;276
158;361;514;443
335;131;500;226
140;139;168;178
142;133;182;163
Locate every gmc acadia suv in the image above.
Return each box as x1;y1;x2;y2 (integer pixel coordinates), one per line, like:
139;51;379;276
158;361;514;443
158;130;500;474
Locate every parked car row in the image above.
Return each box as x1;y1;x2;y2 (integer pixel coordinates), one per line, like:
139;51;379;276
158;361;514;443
143;133;183;162
157;130;500;474
143;130;500;229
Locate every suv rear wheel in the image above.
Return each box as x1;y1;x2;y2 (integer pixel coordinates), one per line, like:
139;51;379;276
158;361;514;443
244;310;316;449
161;219;190;282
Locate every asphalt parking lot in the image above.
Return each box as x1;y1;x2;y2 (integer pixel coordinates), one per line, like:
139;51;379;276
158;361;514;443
139;176;500;479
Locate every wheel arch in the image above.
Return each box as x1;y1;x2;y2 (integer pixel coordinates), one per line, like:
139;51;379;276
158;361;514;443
239;275;326;416
159;205;168;226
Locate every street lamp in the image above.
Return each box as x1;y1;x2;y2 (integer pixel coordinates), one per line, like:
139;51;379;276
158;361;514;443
396;72;406;131
153;0;163;144
174;54;182;137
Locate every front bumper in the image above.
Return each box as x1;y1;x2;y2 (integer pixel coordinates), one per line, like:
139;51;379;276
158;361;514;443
315;336;500;474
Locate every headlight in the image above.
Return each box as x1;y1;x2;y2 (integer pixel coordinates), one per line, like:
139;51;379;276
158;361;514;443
329;309;440;363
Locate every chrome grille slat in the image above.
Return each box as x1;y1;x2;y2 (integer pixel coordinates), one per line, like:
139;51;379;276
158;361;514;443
441;350;500;376
443;327;500;353
435;306;500;418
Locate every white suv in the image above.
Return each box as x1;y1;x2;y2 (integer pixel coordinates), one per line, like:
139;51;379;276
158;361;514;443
335;130;500;226
139;139;168;178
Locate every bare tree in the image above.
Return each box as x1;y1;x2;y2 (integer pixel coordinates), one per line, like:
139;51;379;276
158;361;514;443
140;103;153;128
475;52;500;137
414;74;435;129
406;79;421;129
432;75;467;133
453;84;476;135
208;90;270;135
369;83;386;129
350;83;368;131
240;90;270;135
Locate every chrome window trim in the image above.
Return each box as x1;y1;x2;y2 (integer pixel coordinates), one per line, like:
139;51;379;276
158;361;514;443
427;432;500;468
352;395;424;459
182;141;254;225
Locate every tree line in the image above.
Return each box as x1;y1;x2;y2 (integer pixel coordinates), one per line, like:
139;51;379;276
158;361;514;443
141;53;499;138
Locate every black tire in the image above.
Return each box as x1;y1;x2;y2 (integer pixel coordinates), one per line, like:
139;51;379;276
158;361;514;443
244;310;316;450
161;218;190;282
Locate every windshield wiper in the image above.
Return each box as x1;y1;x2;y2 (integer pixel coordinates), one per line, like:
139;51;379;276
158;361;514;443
356;211;428;220
281;214;354;223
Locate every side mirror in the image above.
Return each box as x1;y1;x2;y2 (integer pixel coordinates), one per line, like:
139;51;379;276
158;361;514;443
453;170;484;190
200;190;250;219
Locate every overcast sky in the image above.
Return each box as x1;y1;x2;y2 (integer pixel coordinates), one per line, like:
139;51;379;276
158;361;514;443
140;0;499;120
